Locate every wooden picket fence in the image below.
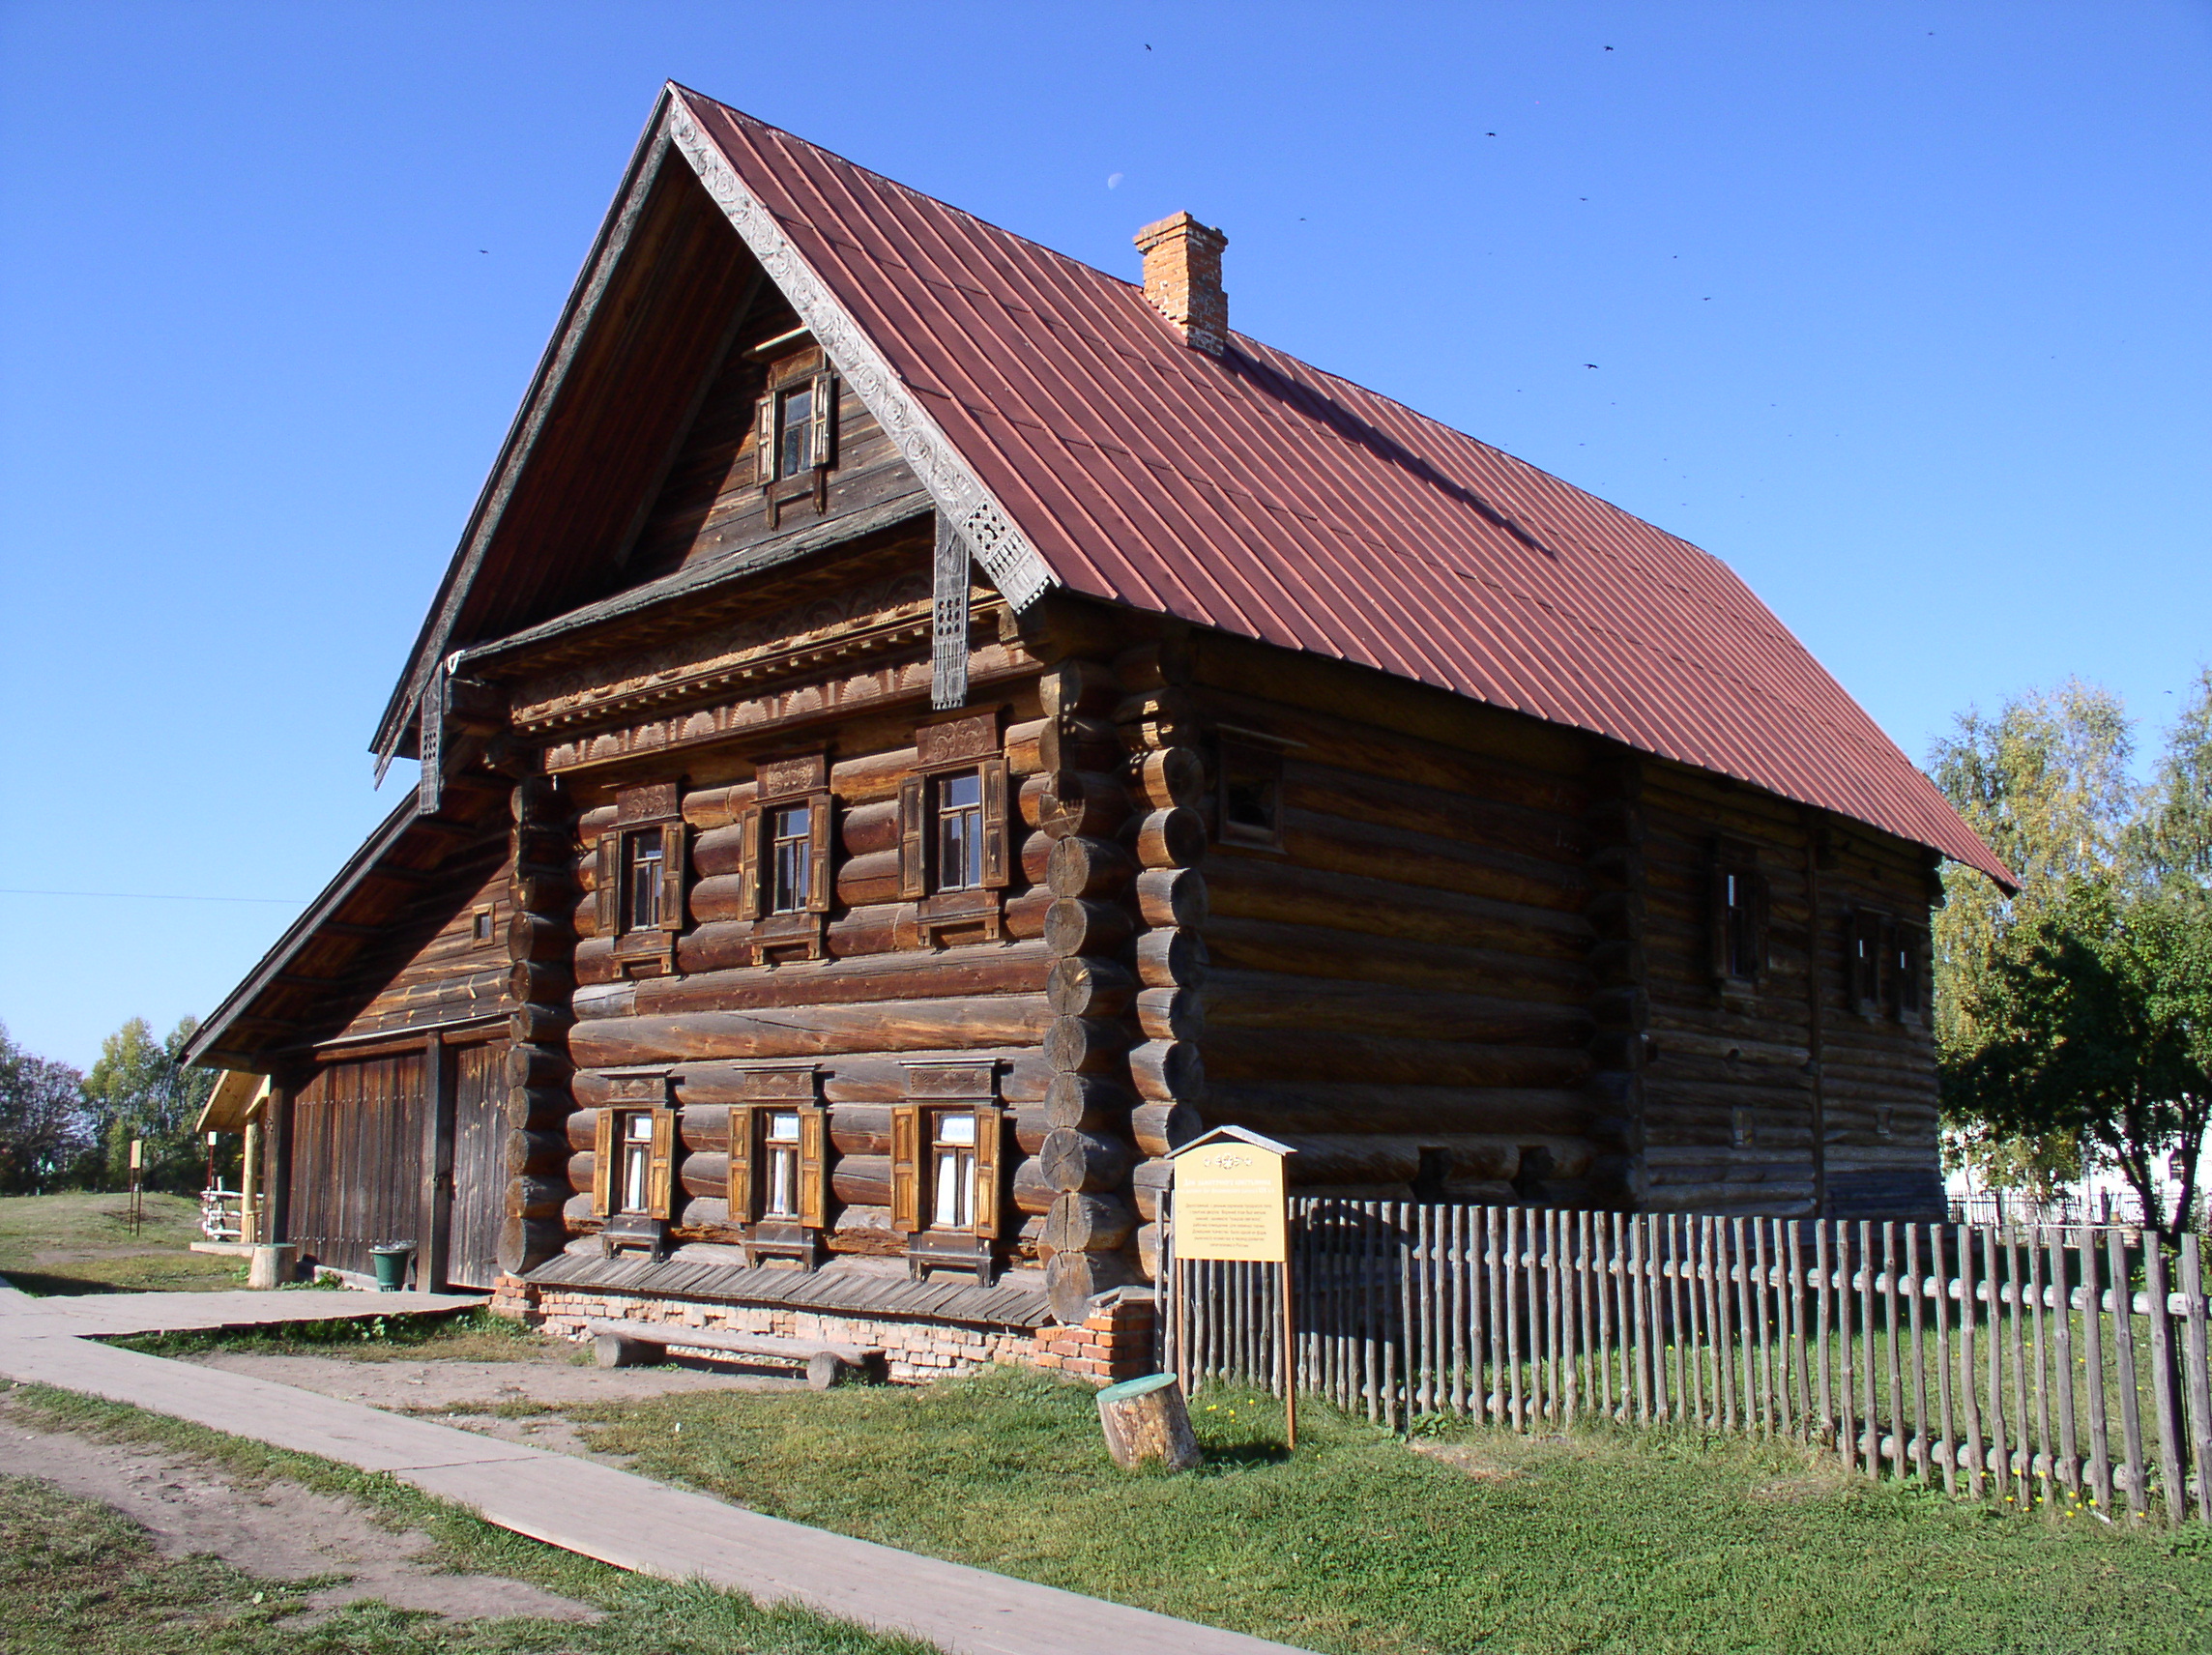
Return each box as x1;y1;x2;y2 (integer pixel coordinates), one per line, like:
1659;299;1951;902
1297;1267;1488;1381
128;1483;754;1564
1158;1198;2212;1524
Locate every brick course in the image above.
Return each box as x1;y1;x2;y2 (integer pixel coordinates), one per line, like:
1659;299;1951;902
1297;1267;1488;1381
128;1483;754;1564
487;1273;1156;1385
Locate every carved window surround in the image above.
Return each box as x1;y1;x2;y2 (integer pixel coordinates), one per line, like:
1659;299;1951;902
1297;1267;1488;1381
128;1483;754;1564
736;752;832;965
891;1060;1005;1285
726;1064;827;1269
897;710;1010;949
593;1068;679;1261
596;782;686;979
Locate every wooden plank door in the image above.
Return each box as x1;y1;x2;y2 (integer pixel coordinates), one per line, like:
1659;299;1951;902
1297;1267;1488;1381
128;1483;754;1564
446;1040;509;1289
287;1052;424;1278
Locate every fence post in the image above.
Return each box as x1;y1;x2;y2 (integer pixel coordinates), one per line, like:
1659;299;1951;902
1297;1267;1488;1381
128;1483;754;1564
2144;1233;2186;1525
2179;1234;2212;1524
2109;1229;2147;1519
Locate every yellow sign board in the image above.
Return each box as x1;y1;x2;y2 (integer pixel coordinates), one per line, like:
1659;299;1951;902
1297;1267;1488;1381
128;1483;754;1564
1172;1131;1291;1262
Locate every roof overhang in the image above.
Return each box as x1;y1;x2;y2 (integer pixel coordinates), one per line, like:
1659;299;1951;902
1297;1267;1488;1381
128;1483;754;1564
372;83;1056;778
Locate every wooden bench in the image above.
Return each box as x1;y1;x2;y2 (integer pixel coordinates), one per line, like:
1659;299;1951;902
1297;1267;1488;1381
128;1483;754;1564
586;1318;883;1390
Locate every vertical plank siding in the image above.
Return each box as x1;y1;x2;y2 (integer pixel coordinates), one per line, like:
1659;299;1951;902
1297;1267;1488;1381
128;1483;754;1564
446;1040;510;1289
1166;1199;2212;1524
287;1054;426;1279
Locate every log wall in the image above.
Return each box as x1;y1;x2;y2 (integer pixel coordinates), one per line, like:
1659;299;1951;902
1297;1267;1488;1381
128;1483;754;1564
1638;758;1941;1219
1185;636;1609;1207
326;846;512;1044
558;676;1061;1263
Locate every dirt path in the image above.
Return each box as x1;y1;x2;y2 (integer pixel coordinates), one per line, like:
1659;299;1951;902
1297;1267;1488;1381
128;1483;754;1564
183;1346;801;1408
0;1395;601;1625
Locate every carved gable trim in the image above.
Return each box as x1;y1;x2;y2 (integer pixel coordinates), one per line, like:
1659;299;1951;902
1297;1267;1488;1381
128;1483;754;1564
665;96;1056;616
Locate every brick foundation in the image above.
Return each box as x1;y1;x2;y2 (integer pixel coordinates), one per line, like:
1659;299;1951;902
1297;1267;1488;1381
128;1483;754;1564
493;1274;1156;1385
1028;1293;1157;1384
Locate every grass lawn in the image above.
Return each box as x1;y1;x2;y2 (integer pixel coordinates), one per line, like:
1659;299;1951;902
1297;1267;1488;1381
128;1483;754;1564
116;1306;580;1364
0;1190;246;1295
2;1382;932;1655
565;1367;2211;1655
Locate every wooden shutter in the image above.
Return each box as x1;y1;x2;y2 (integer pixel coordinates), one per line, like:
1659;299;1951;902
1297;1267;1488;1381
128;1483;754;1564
729;805;759;920
726;1106;756;1223
591;1109;614;1216
596;835;619;938
897;775;927;899
1749;871;1770;979
809;371;835;468
659;821;687;932
979;758;1010;888
806;792;833;913
890;1104;921;1233
1850;911;1883;1010
798;1104;827;1228
755;392;777;485
973;1106;1003;1239
1707;862;1733;980
646;1110;676;1219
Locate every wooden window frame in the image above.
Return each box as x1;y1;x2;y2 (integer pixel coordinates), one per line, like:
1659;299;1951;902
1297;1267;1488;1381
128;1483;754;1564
595;782;686;979
469;905;496;948
1214;736;1287;851
592;1070;677;1260
897;711;1010;948
1707;837;1767;996
735;753;832;965
891;1060;1004;1284
754;356;837;527
725;1065;827;1267
1885;916;1927;1024
1848;908;1888;1017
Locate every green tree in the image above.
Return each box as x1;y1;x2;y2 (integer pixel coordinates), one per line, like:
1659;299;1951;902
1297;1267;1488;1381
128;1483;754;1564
0;1022;92;1194
1933;674;2212;1226
79;1016;218;1193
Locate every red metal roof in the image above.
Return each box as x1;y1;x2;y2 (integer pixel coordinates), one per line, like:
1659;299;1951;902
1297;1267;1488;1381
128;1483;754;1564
680;91;2009;886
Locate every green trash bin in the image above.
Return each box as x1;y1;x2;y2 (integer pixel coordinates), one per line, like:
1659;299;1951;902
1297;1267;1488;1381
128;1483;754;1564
369;1243;415;1292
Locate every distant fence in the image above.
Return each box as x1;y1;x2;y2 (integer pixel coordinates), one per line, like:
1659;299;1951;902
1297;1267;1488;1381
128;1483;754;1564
1946;1190;2201;1234
1159;1199;2212;1524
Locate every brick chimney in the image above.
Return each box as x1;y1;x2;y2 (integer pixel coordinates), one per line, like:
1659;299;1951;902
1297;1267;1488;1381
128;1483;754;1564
1133;212;1228;357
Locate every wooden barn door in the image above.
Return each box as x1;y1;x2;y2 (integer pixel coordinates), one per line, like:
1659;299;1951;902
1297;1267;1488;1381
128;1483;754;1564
445;1041;509;1290
287;1051;424;1279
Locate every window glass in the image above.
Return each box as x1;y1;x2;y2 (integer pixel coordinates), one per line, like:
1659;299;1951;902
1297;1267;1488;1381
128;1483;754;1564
770;804;811;914
621;1113;654;1212
764;1110;800;1218
929;1110;977;1230
624;828;664;932
1721;869;1758;980
1221;746;1281;843
934;771;984;891
777;385;814;477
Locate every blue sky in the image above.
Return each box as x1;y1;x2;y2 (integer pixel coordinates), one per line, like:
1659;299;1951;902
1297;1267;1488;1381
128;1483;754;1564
2;2;2205;1069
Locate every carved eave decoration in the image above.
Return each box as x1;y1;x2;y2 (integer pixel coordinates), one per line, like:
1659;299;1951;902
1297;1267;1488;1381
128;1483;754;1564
509;574;1005;741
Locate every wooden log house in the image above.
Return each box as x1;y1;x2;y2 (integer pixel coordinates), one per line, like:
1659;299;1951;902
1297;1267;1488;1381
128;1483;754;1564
188;86;2009;1363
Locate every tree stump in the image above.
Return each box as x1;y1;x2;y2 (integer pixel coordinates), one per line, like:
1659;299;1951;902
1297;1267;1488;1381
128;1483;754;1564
1095;1372;1202;1471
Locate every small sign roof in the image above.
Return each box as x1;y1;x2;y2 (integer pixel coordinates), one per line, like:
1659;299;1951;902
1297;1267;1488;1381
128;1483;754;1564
1170;1124;1297;1158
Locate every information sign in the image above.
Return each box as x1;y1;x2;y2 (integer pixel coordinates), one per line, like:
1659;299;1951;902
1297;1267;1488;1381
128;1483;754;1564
1172;1136;1289;1262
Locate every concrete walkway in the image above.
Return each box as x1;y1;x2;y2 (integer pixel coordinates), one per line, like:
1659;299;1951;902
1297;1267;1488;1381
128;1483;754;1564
0;1286;1314;1655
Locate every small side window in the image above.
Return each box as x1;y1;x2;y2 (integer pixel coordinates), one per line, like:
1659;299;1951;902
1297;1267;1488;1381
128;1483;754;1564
1217;740;1284;850
1708;841;1764;990
470;906;495;946
1848;910;1886;1015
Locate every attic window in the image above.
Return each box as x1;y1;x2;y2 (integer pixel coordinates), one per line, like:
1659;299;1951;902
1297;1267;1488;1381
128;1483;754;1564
756;369;837;486
1217;740;1284;849
470;906;495;946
